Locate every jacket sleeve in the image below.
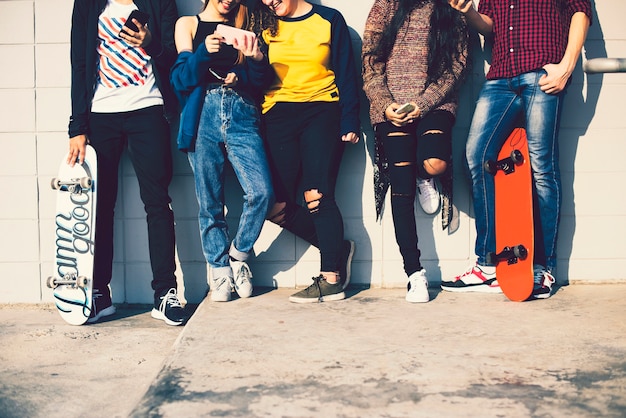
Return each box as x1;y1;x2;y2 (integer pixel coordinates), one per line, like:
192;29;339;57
144;0;178;77
170;42;213;98
330;10;361;136
68;0;90;138
361;0;395;124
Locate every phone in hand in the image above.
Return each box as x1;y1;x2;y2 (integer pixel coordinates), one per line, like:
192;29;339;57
120;9;149;35
395;103;415;115
215;24;257;46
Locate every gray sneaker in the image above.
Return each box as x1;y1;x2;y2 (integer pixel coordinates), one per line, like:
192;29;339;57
231;260;253;298
211;276;234;302
289;275;345;303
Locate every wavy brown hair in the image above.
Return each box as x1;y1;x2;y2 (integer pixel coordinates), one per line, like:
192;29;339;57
367;0;468;88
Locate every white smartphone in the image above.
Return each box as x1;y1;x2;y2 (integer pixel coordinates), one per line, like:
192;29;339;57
395;103;415;115
215;24;256;46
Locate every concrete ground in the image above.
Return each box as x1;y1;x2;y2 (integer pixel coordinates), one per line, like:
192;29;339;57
1;284;625;417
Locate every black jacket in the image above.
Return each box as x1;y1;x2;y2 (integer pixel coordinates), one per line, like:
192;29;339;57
68;0;179;138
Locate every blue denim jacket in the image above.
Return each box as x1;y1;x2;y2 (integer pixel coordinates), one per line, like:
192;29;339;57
170;41;274;152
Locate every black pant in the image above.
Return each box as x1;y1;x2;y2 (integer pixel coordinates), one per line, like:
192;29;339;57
88;105;176;299
377;110;454;276
262;102;345;273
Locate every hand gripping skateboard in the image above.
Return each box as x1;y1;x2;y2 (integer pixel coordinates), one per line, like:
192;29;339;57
484;128;534;301
47;146;97;325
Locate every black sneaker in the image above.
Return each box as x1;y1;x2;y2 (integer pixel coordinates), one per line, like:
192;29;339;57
339;240;355;290
289;275;345;303
529;266;556;300
87;289;116;324
151;288;189;326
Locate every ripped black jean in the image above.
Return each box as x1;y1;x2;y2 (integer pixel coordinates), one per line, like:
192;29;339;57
377;110;454;276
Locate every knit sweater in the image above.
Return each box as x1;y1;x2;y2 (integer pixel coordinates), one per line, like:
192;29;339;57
362;0;468;126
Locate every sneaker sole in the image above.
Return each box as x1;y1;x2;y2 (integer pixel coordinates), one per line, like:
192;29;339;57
235;289;253;298
86;305;116;324
405;296;430;303
289;291;346;304
342;240;355;290
528;290;552;300
440;283;502;294
150;308;184;326
210;293;232;302
406;293;429;303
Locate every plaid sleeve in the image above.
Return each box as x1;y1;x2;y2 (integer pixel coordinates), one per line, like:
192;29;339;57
566;0;593;24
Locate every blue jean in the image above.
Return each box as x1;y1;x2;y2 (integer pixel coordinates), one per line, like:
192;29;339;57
188;86;273;278
466;70;564;272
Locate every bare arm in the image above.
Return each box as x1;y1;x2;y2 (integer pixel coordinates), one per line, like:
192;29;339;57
539;12;591;94
448;0;493;36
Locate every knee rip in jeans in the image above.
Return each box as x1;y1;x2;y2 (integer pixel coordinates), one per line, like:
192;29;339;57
304;189;323;215
421;130;447;176
387;132;409;138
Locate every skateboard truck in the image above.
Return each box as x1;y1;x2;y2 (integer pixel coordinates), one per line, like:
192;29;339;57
487;244;528;266
484;150;524;175
50;177;92;194
47;274;90;289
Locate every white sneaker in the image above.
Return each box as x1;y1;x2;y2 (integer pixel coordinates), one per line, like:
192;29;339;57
406;269;429;303
211;276;233;302
417;177;440;215
231;260;253;298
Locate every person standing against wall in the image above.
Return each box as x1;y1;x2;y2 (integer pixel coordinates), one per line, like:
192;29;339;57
258;0;359;303
170;0;274;302
443;0;591;299
362;0;469;303
67;0;189;325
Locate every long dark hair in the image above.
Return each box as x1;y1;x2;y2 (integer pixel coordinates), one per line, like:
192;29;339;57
369;0;468;88
248;2;278;38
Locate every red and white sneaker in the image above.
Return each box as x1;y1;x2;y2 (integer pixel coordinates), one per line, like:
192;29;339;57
441;264;502;293
529;265;556;300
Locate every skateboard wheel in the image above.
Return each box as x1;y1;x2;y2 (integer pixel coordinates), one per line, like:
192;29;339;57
513;245;528;260
46;276;57;288
51;178;61;190
79;177;92;189
484;161;497;175
510;150;524;164
76;276;89;288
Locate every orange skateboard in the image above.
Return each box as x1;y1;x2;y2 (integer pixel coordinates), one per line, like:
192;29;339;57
485;128;534;301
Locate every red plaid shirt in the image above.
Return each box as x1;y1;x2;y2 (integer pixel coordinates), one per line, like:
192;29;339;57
478;0;592;79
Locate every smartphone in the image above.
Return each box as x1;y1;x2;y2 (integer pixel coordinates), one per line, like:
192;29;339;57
215;24;256;46
395;103;415;115
120;9;150;35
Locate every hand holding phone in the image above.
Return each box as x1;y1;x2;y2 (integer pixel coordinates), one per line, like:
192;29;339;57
395;103;415;115
120;9;149;36
215;24;256;47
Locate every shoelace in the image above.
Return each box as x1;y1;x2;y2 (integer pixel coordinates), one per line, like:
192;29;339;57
235;264;251;283
215;277;234;292
311;275;324;302
418;179;437;198
410;273;427;289
161;288;182;310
